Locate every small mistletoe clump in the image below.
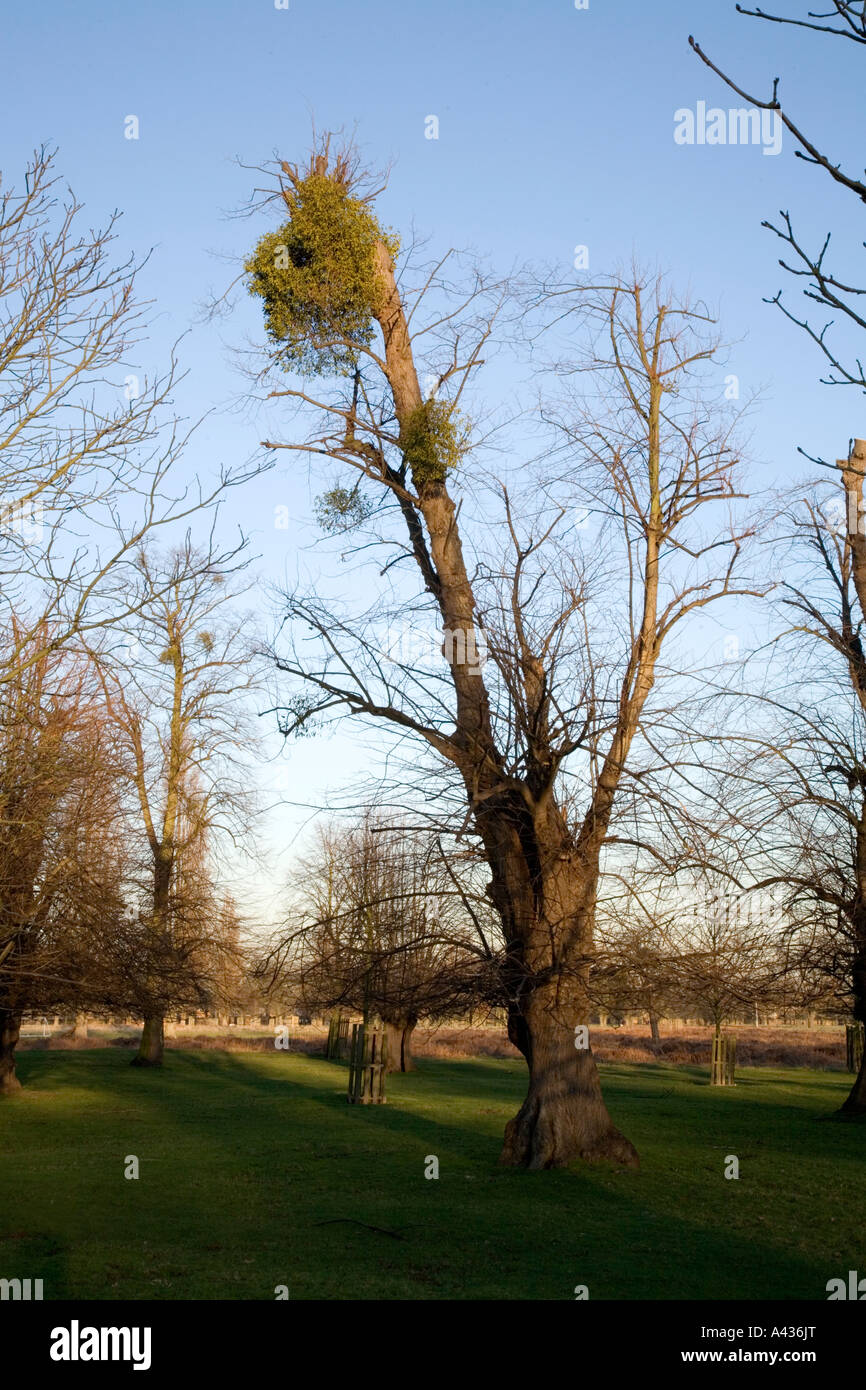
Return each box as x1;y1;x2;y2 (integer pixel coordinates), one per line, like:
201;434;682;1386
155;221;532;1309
400;398;470;488
245;172;399;378
314;484;373;534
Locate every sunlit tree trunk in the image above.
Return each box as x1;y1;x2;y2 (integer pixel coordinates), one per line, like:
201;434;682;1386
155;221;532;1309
133;1014;165;1068
383;1015;418;1073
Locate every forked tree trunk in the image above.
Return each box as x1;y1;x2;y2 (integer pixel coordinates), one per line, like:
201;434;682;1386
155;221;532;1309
383;1017;417;1073
500;979;638;1169
0;1009;22;1094
649;1010;661;1042
131;1014;165;1067
71;1013;89;1040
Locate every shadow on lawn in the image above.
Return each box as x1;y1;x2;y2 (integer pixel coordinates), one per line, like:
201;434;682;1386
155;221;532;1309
6;1049;855;1299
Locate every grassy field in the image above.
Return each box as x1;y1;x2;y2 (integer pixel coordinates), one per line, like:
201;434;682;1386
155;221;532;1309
1;1049;862;1300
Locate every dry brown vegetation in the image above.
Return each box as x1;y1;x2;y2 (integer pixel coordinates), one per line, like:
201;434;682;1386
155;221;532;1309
18;1020;848;1070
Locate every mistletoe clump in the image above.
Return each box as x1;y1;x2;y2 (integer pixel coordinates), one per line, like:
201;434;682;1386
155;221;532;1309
400;398;470;488
245;173;399;377
314;483;373;534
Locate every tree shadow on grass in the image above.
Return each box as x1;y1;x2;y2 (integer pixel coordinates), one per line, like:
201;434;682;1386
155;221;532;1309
5;1049;856;1300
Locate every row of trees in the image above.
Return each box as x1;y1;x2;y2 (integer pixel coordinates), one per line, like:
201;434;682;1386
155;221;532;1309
259;816;498;1071
266;818;844;1065
0;147;264;1091
0;555;257;1091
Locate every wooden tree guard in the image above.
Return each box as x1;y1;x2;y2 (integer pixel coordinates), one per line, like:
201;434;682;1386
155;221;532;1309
710;1032;736;1086
326;1013;350;1060
846;1022;865;1073
347;1023;387;1104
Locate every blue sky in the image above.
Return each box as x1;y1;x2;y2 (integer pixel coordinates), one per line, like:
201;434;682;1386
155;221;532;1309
2;0;861;917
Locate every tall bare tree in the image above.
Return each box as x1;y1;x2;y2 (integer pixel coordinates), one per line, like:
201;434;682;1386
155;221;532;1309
93;538;258;1067
244;139;756;1166
689;8;866;1108
716;472;866;1110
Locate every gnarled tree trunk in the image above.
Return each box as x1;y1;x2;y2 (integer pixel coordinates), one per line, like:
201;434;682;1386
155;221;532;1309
501;980;637;1168
481;801;639;1170
0;1009;22;1094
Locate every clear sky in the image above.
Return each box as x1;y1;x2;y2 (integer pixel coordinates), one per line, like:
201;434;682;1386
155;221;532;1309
2;0;862;919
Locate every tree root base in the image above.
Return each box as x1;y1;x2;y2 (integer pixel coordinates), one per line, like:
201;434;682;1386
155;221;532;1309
499;1117;639;1171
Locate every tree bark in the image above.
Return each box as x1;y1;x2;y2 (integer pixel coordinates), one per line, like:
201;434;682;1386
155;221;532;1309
0;1009;22;1094
383;1017;417;1073
131;1014;165;1067
500;980;637;1169
841;1043;866;1115
475;793;640;1168
649;1010;661;1043
839;940;866;1114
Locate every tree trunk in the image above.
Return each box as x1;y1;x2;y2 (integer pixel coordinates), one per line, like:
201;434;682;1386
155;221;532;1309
500;981;638;1170
839;943;866;1115
131;846;172;1071
0;1009;22;1094
383;1017;417;1073
841;1042;866;1115
649;1010;660;1043
131;1014;164;1067
71;1013;88;1040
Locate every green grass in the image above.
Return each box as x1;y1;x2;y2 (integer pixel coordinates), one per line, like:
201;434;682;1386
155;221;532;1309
1;1049;863;1300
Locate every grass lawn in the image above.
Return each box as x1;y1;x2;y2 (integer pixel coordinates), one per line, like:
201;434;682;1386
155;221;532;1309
1;1049;863;1300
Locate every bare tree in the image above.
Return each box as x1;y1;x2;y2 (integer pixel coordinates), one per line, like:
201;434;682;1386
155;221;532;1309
666;882;782;1039
92;538;258;1067
243;138;756;1167
715;471;866;1110
0;626;130;1092
270;816;493;1071
688;8;866;1105
595;910;679;1041
0;147;267;684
